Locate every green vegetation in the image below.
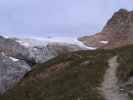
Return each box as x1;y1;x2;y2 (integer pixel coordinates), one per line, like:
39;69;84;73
1;45;133;100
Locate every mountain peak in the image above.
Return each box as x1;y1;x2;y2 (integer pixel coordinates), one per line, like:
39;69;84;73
79;9;133;49
117;8;129;13
102;9;130;34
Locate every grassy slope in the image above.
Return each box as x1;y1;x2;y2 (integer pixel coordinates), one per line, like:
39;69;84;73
1;45;133;100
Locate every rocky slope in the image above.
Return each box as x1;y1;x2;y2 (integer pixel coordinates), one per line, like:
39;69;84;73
0;53;31;94
79;9;133;49
101;56;129;100
1;45;133;100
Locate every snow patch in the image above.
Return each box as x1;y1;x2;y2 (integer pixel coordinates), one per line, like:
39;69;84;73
86;47;97;50
100;41;109;44
16;40;30;47
1;33;10;39
9;57;19;62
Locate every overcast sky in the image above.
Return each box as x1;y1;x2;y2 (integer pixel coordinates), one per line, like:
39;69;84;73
0;0;133;38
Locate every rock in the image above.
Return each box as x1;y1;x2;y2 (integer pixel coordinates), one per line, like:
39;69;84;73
0;54;31;94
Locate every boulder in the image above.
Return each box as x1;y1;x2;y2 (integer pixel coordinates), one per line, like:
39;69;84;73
0;54;31;94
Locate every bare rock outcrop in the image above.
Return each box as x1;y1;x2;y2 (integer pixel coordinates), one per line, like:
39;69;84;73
0;54;31;94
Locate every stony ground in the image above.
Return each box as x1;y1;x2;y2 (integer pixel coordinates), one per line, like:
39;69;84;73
101;56;129;100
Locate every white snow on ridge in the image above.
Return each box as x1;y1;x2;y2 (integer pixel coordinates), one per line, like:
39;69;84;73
9;57;19;62
100;40;109;44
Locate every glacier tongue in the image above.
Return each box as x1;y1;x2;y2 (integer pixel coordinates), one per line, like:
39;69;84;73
14;36;97;63
16;36;96;50
0;36;96;64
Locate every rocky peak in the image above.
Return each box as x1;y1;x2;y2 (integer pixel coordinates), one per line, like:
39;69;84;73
79;9;133;49
102;9;131;34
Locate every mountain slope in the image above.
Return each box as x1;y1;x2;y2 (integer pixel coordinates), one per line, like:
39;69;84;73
1;45;133;100
0;35;97;94
79;9;133;49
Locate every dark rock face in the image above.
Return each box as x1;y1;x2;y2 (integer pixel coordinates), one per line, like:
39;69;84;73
0;54;31;94
79;9;133;49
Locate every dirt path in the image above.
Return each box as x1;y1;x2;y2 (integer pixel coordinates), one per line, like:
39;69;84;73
101;56;129;100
